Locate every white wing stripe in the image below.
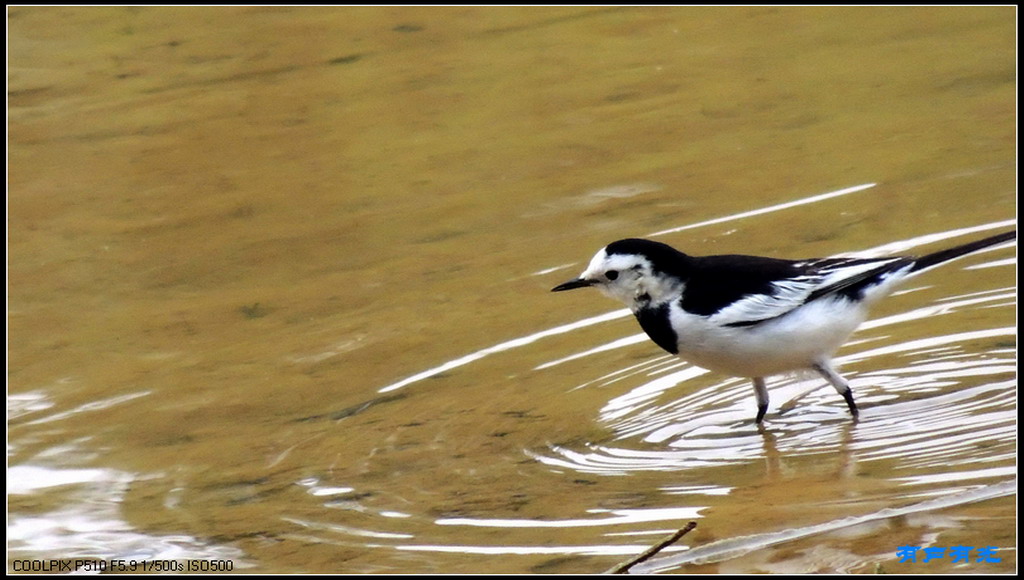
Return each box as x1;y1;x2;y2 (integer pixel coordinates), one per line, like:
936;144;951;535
708;258;906;326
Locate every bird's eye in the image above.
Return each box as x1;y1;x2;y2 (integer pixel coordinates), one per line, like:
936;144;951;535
606;270;619;281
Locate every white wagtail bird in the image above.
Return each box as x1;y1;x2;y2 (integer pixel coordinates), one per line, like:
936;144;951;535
552;230;1016;424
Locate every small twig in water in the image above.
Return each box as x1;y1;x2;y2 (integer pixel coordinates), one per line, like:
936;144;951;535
605;521;697;574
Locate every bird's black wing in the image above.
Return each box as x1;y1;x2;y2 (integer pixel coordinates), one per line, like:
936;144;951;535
802;256;914;302
680;254;807;317
684;254;909;328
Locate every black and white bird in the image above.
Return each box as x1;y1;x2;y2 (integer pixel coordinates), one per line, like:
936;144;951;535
552;230;1016;424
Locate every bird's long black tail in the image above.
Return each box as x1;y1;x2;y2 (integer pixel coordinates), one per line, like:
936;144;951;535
910;230;1016;273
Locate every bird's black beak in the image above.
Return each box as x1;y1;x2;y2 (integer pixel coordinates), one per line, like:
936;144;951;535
551;278;595;292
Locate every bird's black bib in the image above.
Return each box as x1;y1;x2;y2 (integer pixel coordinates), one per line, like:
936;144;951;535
634;302;679;355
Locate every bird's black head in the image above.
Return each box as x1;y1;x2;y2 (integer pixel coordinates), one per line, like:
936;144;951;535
551;238;692;306
604;238;692;280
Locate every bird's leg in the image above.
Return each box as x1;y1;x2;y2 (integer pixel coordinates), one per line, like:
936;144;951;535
813;361;859;420
753;377;769;424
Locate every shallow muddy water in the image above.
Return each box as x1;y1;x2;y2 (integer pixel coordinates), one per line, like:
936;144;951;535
8;6;1016;574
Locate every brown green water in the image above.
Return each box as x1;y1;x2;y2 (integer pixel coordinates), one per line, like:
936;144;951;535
9;6;1015;574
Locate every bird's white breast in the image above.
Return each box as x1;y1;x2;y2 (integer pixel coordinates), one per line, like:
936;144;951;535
667;296;869;377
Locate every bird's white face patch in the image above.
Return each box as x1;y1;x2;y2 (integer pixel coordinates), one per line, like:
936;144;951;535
579;248;679;308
